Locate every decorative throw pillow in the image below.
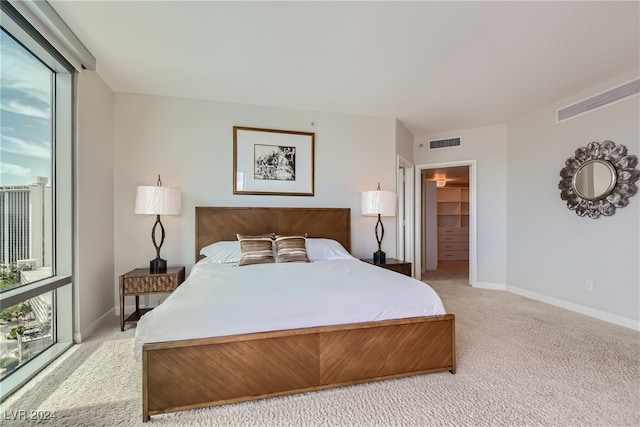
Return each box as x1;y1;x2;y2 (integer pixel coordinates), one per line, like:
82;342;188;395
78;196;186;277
274;235;310;263
237;233;275;266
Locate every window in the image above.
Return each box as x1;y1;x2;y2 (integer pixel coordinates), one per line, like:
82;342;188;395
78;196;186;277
1;29;54;291
0;3;74;400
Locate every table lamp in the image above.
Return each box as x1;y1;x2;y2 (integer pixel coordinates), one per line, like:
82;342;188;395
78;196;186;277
361;183;396;264
135;175;182;273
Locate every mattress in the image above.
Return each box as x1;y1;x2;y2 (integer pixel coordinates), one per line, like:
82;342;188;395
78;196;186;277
133;258;447;361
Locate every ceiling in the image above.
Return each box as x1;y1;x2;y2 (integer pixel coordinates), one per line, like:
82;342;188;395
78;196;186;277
49;1;639;136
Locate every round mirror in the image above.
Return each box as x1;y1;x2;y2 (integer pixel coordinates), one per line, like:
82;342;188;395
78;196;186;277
559;140;639;218
572;159;617;201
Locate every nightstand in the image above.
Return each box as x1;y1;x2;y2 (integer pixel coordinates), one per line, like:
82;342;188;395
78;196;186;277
119;266;185;331
360;258;412;277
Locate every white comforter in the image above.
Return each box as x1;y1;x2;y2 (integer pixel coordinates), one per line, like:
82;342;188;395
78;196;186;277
133;259;446;361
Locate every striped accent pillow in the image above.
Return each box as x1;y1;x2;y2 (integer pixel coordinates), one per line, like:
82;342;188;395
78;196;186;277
237;234;275;266
275;235;310;263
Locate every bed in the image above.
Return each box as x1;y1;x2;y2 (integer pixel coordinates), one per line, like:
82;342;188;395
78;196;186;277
140;207;456;422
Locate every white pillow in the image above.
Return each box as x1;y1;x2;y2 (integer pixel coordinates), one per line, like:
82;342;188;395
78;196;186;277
306;238;354;261
199;241;242;263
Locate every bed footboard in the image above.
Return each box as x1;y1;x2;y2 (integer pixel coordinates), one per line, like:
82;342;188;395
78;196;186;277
142;314;455;421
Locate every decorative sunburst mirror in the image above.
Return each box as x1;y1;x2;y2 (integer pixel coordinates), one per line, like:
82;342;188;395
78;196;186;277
559;140;639;218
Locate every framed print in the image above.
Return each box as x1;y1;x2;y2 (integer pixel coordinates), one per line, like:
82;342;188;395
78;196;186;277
233;126;315;196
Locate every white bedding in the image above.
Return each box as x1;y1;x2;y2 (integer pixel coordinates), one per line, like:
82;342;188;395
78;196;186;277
133;259;447;361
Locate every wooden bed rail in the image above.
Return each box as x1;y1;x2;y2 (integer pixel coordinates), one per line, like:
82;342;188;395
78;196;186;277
142;314;455;421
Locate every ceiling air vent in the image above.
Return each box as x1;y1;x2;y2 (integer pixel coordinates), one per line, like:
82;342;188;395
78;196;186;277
557;78;640;123
429;137;461;150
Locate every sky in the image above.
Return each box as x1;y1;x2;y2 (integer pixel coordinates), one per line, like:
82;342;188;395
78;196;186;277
0;29;52;187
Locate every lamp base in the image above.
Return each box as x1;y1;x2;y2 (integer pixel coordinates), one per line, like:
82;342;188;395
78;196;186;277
373;250;386;265
150;258;167;274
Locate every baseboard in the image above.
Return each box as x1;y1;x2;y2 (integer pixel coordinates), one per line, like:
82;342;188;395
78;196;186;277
473;282;506;290
73;307;115;343
506;285;639;332
471;282;638;331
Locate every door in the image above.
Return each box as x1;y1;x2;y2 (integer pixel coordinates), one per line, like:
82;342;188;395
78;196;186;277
396;156;414;274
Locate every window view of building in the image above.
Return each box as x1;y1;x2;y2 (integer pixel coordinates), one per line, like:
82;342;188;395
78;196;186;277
0;24;65;385
1;177;52;276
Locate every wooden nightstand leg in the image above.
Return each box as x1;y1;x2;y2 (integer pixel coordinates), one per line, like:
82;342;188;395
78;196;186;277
119;276;125;331
135;295;140;314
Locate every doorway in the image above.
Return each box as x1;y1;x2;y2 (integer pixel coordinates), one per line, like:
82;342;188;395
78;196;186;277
396;156;414;273
414;160;477;285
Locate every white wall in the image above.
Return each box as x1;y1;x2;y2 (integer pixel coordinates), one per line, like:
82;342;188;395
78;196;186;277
506;70;640;326
414;124;508;286
74;71;115;341
395;120;414;163
113;94;398;307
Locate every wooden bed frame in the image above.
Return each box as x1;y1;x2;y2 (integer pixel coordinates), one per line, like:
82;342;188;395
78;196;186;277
142;207;456;421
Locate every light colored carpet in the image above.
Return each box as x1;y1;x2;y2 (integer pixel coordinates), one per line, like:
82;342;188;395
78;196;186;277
2;276;639;427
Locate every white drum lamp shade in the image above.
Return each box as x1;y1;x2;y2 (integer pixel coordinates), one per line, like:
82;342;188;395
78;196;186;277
361;190;397;217
361;186;396;264
135;186;182;215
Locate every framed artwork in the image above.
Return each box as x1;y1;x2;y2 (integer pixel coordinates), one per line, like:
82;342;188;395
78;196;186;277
233;126;315;196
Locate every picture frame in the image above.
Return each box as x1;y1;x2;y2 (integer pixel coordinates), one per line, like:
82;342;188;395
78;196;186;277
233;126;315;196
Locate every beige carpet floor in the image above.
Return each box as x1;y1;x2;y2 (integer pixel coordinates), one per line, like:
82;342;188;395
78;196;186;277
1;275;639;427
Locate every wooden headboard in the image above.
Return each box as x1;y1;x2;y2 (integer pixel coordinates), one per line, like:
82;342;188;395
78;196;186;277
195;207;351;261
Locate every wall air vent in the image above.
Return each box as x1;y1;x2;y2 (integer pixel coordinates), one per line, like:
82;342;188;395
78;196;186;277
557;78;640;123
428;137;461;150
